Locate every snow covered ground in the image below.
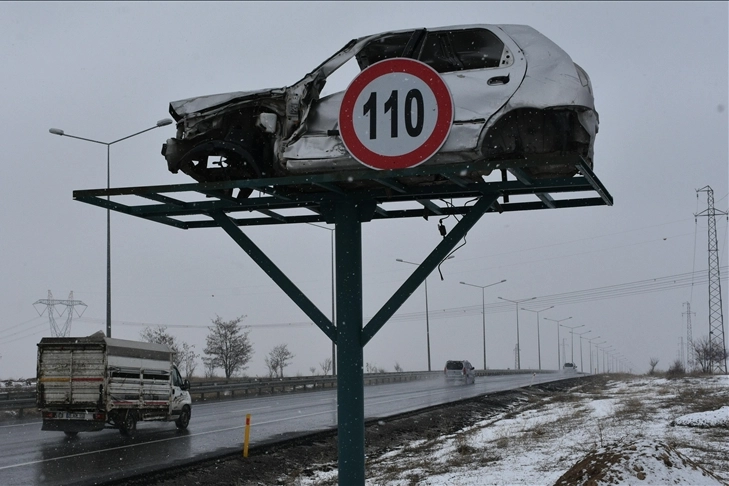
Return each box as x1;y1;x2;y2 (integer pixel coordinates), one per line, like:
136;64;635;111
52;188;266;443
299;374;729;485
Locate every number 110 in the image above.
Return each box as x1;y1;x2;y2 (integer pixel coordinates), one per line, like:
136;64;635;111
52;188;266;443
362;89;425;140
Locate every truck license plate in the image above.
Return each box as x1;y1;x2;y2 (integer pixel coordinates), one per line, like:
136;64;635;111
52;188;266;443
66;412;85;419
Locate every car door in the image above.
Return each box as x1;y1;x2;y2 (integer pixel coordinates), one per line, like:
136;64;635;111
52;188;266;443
420;27;527;122
169;366;188;414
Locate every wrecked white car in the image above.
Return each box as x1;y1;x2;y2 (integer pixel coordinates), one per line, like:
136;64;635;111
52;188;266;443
162;24;598;198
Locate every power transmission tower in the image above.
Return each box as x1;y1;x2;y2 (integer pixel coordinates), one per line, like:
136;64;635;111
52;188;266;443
677;337;684;367
33;290;88;337
683;302;695;371
695;186;728;373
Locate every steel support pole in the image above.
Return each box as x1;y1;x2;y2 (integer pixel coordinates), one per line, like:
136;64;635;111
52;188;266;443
424;278;431;372
481;289;486;370
106;145;111;338
334;199;365;485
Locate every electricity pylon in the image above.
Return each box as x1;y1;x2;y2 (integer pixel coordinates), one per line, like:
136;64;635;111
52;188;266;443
33;290;87;337
695;186;728;373
683;302;695;371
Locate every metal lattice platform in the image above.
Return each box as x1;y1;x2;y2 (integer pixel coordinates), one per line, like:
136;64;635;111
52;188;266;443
73;156;612;228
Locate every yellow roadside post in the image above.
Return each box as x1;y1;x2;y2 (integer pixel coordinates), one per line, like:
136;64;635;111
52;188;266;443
243;414;251;457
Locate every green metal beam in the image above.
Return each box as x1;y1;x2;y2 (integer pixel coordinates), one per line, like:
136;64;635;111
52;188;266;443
362;193;500;346
208;211;336;342
333;198;365;485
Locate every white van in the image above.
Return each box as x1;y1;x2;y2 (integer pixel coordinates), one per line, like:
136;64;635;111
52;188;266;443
444;360;476;385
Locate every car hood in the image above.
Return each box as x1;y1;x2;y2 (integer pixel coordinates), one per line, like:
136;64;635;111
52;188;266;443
168;87;286;121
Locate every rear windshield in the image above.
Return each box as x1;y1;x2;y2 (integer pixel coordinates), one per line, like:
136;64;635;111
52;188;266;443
445;361;464;370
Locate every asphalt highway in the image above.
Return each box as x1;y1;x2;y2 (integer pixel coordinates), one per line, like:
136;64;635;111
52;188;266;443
0;371;576;485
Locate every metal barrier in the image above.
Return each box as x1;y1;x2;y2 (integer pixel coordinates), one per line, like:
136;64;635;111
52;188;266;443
0;369;556;417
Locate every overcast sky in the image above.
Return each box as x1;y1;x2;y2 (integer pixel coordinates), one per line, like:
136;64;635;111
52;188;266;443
1;2;727;379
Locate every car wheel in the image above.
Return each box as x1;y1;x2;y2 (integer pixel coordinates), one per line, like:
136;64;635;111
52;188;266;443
119;410;137;437
175;405;191;430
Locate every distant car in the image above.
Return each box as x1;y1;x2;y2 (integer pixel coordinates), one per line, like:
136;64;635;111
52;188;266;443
563;362;577;372
162;24;598;198
444;360;476;385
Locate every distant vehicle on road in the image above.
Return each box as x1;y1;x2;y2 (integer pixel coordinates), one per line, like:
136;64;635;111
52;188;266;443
162;24;598;199
563;362;577;372
444;360;476;385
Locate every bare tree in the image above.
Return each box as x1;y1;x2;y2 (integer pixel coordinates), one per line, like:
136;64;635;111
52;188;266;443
181;342;199;379
264;354;279;378
394;362;403;373
202;357;216;378
140;326;184;369
309;366;317;376
319;357;332;376
648;357;659;375
366;362;386;373
692;336;728;373
266;344;295;378
203;315;253;379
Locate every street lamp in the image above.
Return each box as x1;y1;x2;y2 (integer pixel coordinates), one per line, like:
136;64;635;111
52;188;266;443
396;256;454;371
460;279;507;370
49;119;173;338
498;296;536;369
576;330;592;373
308;223;336;376
560;323;584;365
593;341;607;373
587;337;602;374
521;306;553;371
544;316;572;369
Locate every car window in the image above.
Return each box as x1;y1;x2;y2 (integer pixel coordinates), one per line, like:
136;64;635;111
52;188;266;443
356;32;414;69
445;361;464;370
171;366;182;387
420;29;508;73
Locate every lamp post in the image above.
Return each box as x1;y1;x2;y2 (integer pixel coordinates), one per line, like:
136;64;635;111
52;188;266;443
594;342;607;373
600;345;613;373
497;296;536;370
308;223;336;375
520;306;553;371
544;316;572;369
460;279;507;370
576;330;592;373
49;119;173;338
560;323;584;365
587;337;602;374
396;256;454;371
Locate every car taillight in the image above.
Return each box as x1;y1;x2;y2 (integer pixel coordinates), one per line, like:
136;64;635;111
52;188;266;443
462;368;466;375
43;412;55;419
94;412;105;421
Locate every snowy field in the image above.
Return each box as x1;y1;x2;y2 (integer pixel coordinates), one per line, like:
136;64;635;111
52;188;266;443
299;374;729;485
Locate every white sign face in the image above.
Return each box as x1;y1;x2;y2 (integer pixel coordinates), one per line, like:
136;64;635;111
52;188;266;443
339;58;454;170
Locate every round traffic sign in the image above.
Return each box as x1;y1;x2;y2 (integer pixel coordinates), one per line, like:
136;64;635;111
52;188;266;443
338;58;453;170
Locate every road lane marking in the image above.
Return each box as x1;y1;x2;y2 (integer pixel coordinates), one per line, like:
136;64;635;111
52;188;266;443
0;409;336;471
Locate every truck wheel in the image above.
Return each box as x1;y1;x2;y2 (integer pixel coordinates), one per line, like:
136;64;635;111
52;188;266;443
63;431;78;438
175;405;191;430
119;411;137;436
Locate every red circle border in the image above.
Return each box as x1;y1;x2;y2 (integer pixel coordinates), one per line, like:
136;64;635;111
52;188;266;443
338;58;454;170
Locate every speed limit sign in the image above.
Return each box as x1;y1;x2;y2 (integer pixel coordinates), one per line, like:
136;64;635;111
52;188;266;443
338;58;454;170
